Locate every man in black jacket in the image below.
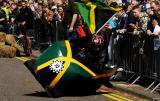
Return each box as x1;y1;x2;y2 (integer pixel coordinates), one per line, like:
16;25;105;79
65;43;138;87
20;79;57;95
18;1;34;36
17;1;34;55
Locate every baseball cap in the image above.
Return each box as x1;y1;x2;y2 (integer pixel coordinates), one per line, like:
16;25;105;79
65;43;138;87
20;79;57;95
51;5;57;9
143;3;150;10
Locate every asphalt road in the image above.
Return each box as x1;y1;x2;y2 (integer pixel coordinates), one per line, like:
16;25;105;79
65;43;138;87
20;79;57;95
0;58;107;101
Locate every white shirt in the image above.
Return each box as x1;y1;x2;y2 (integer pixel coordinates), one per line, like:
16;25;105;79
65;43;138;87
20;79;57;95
153;25;160;50
153;25;160;33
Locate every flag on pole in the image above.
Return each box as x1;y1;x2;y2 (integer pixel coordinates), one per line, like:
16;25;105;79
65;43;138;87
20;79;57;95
74;0;121;34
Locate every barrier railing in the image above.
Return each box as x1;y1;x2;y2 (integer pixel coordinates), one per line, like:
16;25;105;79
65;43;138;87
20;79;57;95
112;32;160;93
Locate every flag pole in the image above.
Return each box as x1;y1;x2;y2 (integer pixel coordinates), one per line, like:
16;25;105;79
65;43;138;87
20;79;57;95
96;13;117;34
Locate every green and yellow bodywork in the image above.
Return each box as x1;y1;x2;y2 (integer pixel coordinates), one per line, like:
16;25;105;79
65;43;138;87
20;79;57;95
25;40;100;97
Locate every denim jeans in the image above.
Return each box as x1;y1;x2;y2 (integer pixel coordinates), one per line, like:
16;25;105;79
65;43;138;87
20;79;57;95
66;26;77;40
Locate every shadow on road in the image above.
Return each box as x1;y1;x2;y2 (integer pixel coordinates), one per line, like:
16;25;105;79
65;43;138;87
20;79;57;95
24;91;49;98
24;91;110;98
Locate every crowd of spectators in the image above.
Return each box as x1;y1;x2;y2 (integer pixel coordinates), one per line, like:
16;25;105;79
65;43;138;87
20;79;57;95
103;0;160;77
0;0;159;46
0;0;160;69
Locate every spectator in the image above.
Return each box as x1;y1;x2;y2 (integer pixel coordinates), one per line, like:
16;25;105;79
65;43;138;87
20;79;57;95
1;1;9;21
17;1;34;37
150;12;160;78
17;1;34;55
0;8;6;32
57;5;64;22
0;0;3;7
151;15;160;35
62;0;79;40
48;0;55;9
125;1;138;32
117;6;128;30
150;0;160;11
33;2;43;48
51;5;59;21
147;1;160;32
10;3;20;35
54;0;63;5
131;6;149;34
54;4;66;41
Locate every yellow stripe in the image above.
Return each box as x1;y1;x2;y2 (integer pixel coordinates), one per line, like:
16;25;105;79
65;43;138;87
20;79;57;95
110;93;132;101
18;57;26;61
35;57;66;73
100;90;132;101
86;2;96;34
103;93;123;101
49;40;72;88
83;1;121;34
71;58;96;76
49;57;71;88
16;57;29;62
21;57;29;61
35;40;72;73
16;57;27;62
65;40;72;58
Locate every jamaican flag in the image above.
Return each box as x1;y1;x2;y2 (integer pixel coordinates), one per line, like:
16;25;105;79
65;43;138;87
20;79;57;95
24;40;101;97
74;0;121;34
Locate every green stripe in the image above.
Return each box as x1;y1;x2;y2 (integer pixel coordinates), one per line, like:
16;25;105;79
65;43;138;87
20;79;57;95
36;41;67;68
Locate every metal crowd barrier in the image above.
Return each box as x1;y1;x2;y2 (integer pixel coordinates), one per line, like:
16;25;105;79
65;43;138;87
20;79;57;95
112;32;160;93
